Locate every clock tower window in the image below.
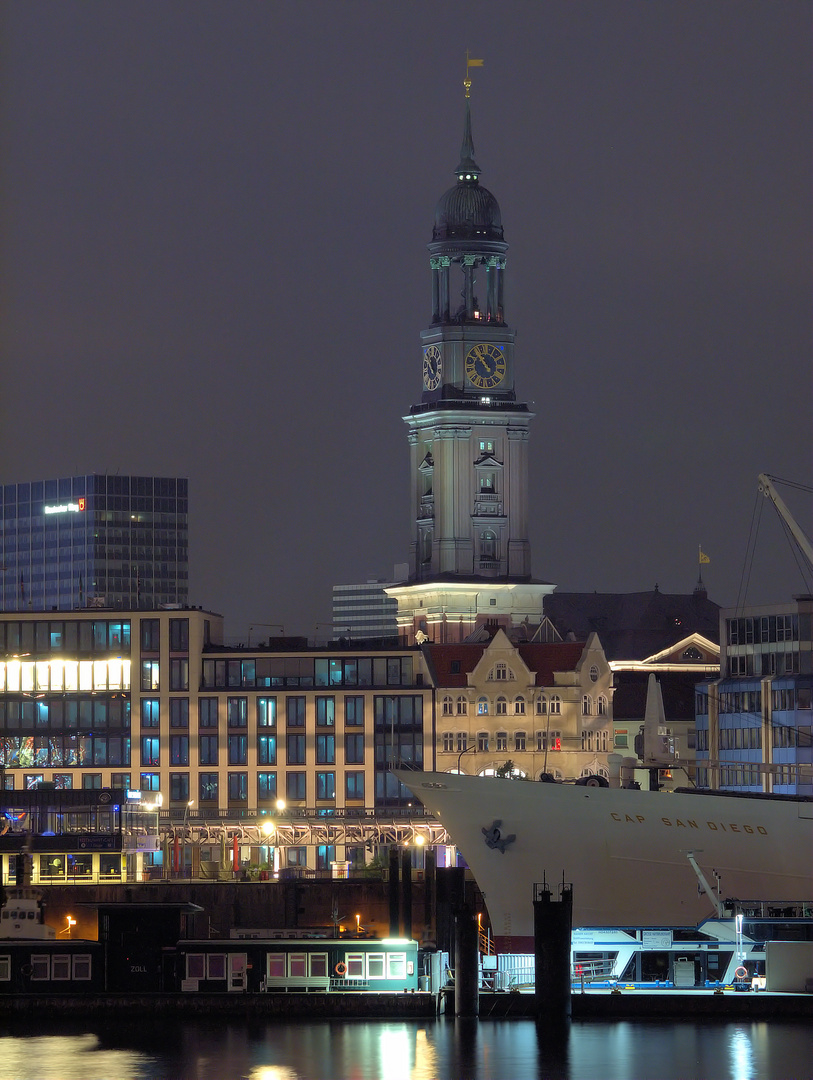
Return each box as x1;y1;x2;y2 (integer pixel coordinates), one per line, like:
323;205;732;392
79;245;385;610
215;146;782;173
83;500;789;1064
480;530;497;560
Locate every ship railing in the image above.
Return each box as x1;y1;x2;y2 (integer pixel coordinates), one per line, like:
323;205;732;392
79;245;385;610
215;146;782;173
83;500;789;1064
722;899;813;919
479;929;494;956
572;959;616;984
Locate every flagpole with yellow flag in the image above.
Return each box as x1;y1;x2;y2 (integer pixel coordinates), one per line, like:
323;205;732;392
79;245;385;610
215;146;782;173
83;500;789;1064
697;545;710;590
464;51;483;98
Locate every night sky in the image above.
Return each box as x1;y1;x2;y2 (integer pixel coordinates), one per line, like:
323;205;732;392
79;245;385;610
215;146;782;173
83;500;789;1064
1;2;810;642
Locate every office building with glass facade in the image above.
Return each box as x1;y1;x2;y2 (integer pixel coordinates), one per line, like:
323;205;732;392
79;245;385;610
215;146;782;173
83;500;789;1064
0;474;188;612
695;597;813;795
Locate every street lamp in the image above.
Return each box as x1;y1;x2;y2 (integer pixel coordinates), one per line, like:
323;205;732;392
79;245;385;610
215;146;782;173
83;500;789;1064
457;741;478;775
261;820;275;875
182;800;194;878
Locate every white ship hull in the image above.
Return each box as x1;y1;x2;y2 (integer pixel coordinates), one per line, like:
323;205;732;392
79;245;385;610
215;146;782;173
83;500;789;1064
398;772;813;951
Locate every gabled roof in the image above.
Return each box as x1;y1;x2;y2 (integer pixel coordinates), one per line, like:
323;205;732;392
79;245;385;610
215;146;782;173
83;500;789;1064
543;589;720;661
422;639;587;688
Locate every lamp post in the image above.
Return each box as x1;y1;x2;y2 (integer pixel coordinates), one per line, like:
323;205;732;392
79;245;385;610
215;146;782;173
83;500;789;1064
457;741;478;775
274;799;286;874
182;799;194;878
261;819;275;876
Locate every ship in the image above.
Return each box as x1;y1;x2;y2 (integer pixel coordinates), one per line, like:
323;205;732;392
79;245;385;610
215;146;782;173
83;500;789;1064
397;769;813;951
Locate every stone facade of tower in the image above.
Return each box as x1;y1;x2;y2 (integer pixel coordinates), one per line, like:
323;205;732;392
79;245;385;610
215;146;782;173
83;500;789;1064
387;94;554;644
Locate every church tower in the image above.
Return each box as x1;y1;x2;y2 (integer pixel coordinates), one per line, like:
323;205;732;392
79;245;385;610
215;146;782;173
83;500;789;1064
387;76;554;643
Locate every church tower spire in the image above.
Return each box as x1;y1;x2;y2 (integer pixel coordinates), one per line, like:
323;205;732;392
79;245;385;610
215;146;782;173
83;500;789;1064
387;72;555;644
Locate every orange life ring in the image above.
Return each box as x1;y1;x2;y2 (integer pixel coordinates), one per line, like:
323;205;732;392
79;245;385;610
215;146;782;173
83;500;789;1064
735;966;747;980
334;961;347;976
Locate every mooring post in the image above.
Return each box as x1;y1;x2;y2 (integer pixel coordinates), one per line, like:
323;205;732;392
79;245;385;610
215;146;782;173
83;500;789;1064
533;879;573;1024
399;846;413;938
454;905;480;1016
388;848;401;937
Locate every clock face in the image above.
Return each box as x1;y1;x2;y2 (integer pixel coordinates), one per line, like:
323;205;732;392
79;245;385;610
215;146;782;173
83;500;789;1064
423;345;442;390
465;343;506;390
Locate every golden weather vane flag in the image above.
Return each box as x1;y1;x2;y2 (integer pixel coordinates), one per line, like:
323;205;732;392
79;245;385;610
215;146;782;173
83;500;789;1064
464;51;484;97
698;546;711;565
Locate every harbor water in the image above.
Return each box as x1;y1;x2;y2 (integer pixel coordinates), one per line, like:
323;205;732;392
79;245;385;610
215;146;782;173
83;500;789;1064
0;1016;811;1080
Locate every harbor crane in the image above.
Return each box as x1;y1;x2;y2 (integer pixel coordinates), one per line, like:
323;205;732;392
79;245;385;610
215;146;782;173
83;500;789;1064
757;473;813;571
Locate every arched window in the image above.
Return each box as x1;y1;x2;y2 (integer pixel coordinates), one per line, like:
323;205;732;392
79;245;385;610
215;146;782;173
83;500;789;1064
477;697;489;716
492;662;509;681
442;695;453;716
496;731;508;752
477;731;489;752
480;530;497;559
597;695;607;716
514;731;526;752
420;529;432;563
582;695;592;715
496;696;507;715
514;696;525;715
536;696;547;715
549;696;561;715
456;696;468;715
442;732;454;752
589;664;599;683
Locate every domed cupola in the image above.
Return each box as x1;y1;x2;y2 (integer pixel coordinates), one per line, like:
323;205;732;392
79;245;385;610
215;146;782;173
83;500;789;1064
432;101;504;242
428;96;508;326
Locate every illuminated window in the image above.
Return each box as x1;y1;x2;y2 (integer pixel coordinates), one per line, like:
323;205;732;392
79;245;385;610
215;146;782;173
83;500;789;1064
316;772;335;800
346;772;364;800
258;697;276;728
228;772;248;801
316;697;335;726
258;772;276;801
258;734;276;765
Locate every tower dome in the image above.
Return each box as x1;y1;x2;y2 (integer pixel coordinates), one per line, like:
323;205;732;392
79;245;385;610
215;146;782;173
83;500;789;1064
432;100;504;242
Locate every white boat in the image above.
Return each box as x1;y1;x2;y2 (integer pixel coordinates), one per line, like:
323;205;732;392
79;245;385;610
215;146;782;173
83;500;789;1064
0;888;56;940
397;770;813;951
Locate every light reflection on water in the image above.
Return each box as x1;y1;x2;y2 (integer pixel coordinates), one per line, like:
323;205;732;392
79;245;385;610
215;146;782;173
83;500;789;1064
0;1018;810;1080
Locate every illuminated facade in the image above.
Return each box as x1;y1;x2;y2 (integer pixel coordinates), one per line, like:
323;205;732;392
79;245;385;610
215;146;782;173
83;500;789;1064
424;630;614;782
0;474;188;612
0;609;434;874
387;90;553;641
